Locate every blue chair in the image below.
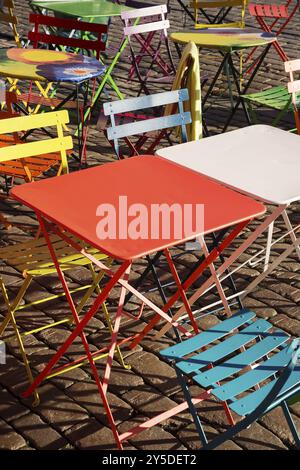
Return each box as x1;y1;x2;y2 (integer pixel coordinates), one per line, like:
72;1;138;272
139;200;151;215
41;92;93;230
103;88;191;159
160;309;300;449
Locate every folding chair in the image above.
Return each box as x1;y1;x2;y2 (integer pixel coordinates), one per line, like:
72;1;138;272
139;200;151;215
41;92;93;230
247;1;300;63
0;233;126;406
242;58;300;129
192;0;248;29
160;309;300;449
121;4;176;95
104;88;191;159
0;112;126;404
0;109;71;187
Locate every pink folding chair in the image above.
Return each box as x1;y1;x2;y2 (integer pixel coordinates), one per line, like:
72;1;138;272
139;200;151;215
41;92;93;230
247;1;300;64
121;4;176;95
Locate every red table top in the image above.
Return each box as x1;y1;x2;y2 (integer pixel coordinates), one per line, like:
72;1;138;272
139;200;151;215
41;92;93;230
11;156;265;261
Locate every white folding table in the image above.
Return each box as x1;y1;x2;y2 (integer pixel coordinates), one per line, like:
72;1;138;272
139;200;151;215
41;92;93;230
156;124;300;336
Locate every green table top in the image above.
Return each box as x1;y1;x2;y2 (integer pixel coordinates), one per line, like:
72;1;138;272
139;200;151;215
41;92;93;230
170;28;277;51
30;0;132;18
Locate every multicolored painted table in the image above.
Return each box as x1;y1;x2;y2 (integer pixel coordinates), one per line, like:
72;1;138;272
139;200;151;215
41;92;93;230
170;28;277;132
0;48;105;83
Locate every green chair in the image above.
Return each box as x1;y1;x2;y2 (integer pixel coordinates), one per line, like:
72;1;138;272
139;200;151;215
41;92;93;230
242;62;300;128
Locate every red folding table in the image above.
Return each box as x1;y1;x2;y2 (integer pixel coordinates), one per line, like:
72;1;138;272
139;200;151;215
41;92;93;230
10;156;265;449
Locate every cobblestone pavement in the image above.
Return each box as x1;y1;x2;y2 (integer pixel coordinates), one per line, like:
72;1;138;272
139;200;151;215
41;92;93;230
0;0;299;451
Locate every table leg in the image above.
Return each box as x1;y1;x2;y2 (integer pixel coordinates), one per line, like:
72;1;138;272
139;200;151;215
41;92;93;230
130;220;249;349
155;205;287;339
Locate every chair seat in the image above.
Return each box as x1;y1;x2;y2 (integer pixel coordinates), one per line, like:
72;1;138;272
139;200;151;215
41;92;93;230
0;234;108;276
160;309;300;417
243;85;300;111
0;138;72;180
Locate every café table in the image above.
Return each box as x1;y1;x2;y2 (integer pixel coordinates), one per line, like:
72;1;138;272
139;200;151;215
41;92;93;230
30;0;135;122
0;47;105;159
155;124;300;338
11;155;264;449
170;28;276;133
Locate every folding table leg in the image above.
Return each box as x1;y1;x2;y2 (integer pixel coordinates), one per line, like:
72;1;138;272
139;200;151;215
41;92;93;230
155;205;286;339
130;220;249;349
282;209;300;261
241;231;300;298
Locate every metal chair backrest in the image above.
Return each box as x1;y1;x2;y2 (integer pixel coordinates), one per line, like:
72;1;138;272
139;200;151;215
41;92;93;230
0;110;73;180
191;0;248;29
103;89;191;158
121;4;175;94
28;13;108;59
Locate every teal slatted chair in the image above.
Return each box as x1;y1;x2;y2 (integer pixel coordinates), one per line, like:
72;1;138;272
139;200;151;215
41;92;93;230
160;309;300;449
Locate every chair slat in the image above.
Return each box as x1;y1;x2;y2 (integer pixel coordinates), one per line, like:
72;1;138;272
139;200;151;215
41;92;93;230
229;362;300;416
285;59;300;73
194;331;290;388
0;137;73;163
121;4;167;20
160;310;256;360
104;89;189;116
0;110;70;134
213;347;293;402
176;319;272;375
124;20;169;37
106;112;190;141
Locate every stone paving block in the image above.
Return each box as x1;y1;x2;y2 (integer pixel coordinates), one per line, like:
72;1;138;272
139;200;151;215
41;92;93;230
243;297;277;319
233;422;288;450
251;288;293;309
268;282;300;304
36;383;89;432
12;412;68;450
270;314;300;336
65;418;136;450
0;388;29;423
66;380;133;425
174;385;240;430
95;360;144;396
178;423;242;450
259;407;300;448
118;416;186;450
124;384;191;431
125;350;180;396
0;263;23;287
0;417;26;450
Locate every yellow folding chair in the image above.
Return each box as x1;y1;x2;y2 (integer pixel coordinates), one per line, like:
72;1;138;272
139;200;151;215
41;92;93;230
0;234;126;407
0;110;126;405
192;0;248;29
0;109;71;184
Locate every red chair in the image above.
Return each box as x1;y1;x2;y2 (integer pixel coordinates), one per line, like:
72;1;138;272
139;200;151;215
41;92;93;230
247;1;300;63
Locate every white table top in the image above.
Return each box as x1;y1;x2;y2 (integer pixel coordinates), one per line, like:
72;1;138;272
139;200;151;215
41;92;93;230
156;125;300;205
